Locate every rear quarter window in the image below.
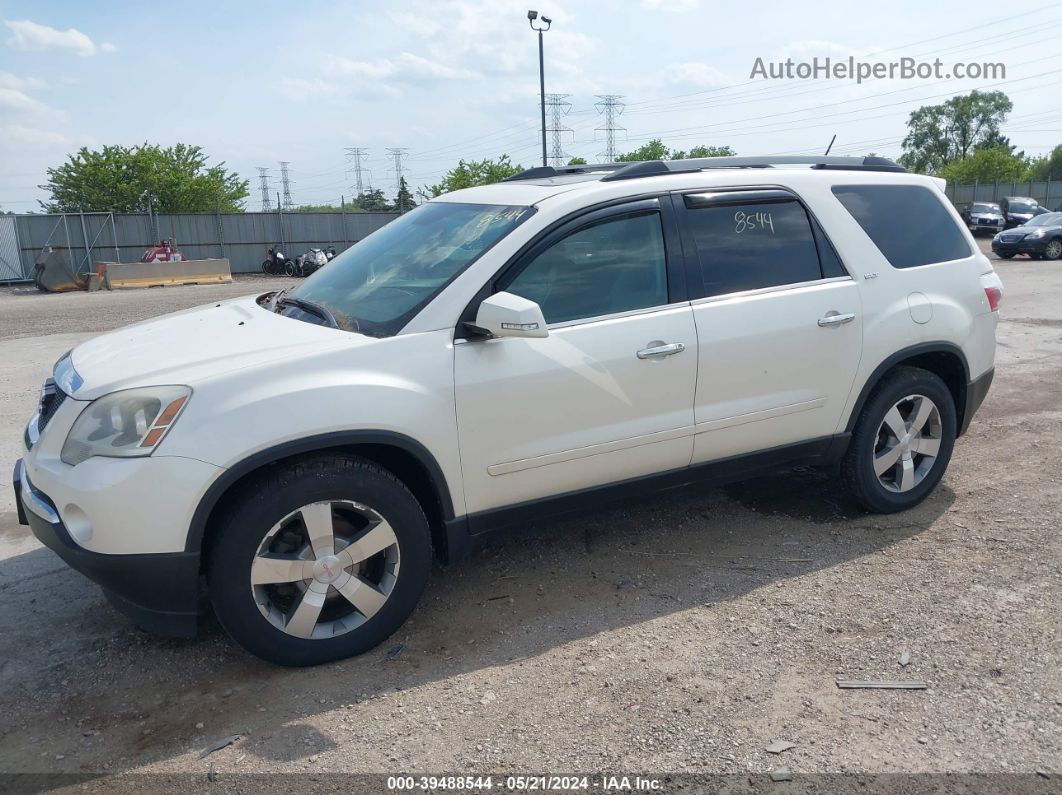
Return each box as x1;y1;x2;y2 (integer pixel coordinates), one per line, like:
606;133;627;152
831;184;972;269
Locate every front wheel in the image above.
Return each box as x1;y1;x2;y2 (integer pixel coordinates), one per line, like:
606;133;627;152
1043;239;1062;261
841;367;956;513
208;455;432;666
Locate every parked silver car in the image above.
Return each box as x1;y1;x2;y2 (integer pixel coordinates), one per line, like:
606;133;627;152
960;202;1005;235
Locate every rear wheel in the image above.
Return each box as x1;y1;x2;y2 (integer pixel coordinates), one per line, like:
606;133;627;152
841;367;956;513
208;455;432;666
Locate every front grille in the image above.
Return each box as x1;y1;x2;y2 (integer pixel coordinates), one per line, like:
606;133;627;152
38;379;67;432
998;233;1023;243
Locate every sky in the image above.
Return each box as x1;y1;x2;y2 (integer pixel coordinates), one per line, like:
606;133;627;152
1;0;1060;212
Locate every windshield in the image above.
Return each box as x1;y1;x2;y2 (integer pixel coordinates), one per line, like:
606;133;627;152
1006;199;1037;212
281;201;534;336
1026;213;1061;226
971;203;999;213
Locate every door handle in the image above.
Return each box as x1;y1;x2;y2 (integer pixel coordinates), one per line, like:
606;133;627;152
637;342;685;359
817;311;856;328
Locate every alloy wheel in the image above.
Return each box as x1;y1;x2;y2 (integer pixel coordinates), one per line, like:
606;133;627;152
1045;240;1062;261
250;500;401;639
873;394;942;493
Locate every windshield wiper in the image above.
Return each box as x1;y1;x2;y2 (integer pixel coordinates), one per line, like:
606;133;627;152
276;295;339;329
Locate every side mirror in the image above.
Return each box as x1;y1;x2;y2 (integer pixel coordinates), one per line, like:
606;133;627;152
471;291;548;339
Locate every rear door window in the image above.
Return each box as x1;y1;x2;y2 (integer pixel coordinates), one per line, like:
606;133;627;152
832;184;972;268
681;196;836;298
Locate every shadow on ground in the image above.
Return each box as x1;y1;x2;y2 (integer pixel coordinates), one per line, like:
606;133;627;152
0;465;952;771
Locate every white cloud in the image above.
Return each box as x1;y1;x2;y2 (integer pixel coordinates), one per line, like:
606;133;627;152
4;19;102;56
0;124;73;148
100;42;118;54
641;0;701;10
0;86;50;112
661;62;729;87
283;50;480;101
0;71;47;91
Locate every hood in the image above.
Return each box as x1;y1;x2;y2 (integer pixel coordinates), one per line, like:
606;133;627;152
68;295;371;399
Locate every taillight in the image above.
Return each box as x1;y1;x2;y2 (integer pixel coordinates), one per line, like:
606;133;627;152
985;286;1002;312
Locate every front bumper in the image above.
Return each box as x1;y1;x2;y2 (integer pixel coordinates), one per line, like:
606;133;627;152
992;238;1047;257
13;459;200;637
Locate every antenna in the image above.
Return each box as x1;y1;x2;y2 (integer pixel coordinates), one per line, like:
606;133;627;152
824;134;837;156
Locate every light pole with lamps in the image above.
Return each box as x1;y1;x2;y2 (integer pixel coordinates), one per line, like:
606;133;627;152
528;10;552;167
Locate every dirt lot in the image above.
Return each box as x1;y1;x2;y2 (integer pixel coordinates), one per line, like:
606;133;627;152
0;251;1059;791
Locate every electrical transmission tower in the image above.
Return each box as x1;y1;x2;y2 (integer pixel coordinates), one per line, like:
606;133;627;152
545;94;573;167
344;147;370;195
386;148;408;211
594;95;626;162
256;167;272;211
278;161;294;210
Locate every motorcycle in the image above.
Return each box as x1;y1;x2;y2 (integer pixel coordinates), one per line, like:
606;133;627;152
262;247;289;275
291;247;329;277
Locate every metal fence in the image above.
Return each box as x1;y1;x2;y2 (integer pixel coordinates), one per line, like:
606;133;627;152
1;209;400;283
945;179;1062;210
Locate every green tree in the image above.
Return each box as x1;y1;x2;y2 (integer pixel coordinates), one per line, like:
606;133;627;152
939;147;1029;184
618;139;736;162
42;143;248;213
671;145;737;159
294;203;344;212
1027;144;1062;181
567;156;588;165
393;176;415;212
898;90;1013;175
617;139;671;162
423;155;523;198
354;188;392;211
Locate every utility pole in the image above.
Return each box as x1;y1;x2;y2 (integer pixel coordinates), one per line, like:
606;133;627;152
545;93;572;167
344;147;370;196
528;11;552;167
594;95;626;162
256;167;272;211
386;148;408;212
279;161;294;210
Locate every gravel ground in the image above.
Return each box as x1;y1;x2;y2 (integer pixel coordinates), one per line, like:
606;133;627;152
0;251;1058;791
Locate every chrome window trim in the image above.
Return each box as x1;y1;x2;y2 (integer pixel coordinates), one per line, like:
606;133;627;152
546;301;692;331
689;275;854;307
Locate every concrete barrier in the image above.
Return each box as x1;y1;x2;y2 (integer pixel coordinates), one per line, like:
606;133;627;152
102;258;232;289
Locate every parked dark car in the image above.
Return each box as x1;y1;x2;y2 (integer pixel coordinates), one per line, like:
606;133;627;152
991;212;1062;260
997;196;1049;228
959;201;1004;235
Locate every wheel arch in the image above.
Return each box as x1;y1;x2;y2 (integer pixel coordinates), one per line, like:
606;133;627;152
844;342;971;436
187;431;458;565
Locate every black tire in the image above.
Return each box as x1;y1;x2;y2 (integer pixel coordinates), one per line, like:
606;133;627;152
208;455;432;666
1042;239;1062;261
841;366;956;514
262;260;272;274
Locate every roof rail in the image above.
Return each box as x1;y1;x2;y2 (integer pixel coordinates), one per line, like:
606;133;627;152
598;155;906;182
502;163;627;181
502;155;906;183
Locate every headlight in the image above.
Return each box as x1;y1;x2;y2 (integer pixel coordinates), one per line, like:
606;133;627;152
61;386;191;466
1027;229;1047;239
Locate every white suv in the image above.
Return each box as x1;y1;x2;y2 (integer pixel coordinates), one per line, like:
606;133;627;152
14;156;1002;666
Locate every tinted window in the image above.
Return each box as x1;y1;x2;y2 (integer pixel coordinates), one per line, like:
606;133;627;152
971;203;999;213
504;211;668;324
684;199;824;297
832;185;971;268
